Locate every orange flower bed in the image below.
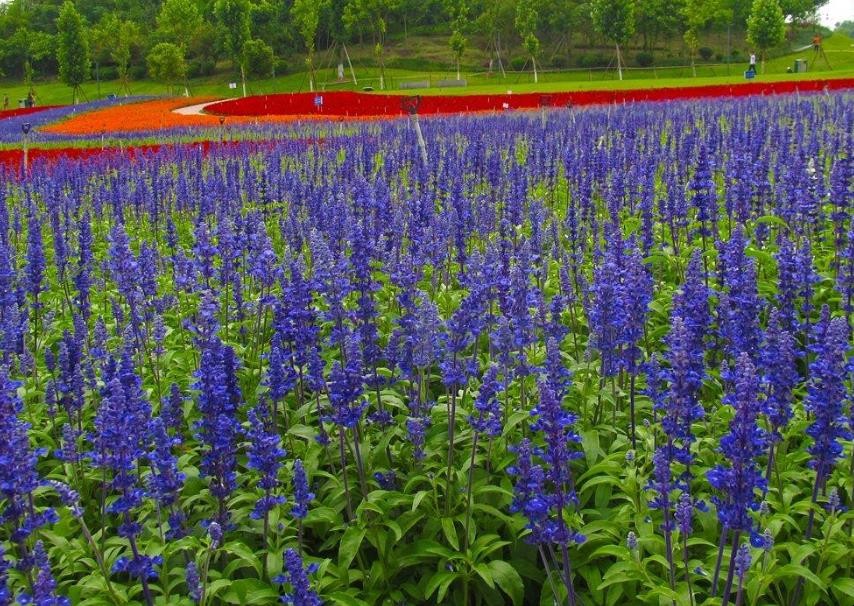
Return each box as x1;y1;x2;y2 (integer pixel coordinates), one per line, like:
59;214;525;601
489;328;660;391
42;97;309;135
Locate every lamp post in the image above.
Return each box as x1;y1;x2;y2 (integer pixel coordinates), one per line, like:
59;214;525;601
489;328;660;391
401;96;427;167
21;122;31;175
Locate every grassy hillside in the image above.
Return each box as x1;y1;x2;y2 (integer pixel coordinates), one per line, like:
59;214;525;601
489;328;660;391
2;32;851;106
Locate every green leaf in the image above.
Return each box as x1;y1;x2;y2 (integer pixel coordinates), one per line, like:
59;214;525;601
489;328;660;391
487;560;524;606
441;517;459;550
831;577;854;599
775;564;827;591
338;525;367;571
424;571;460;602
221;579;279;604
474;562;495;589
327;592;372;606
266;550;284;580
221;541;263;577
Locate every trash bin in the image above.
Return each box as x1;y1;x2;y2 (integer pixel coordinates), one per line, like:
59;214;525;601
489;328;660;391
18;99;25;108
794;59;807;73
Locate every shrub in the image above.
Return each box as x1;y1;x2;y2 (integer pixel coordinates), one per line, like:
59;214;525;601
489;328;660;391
95;65;119;81
550;55;570;68
698;47;714;61
576;52;608;68
128;64;147;80
509;56;528;71
635;52;654;67
244;39;275;79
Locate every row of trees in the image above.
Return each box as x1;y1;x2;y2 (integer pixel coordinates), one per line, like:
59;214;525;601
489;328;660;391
586;0;788;80
2;0;825;98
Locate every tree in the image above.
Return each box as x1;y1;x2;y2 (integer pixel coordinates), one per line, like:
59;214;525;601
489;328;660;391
779;0;828;25
157;0;205;48
343;0;401;90
540;0;581;60
515;0;540;83
590;0;635;80
291;0;328;91
92;13;140;95
747;0;785;72
243;39;274;79
472;0;515;76
446;0;468;80
636;0;683;51
836;20;854;38
55;1;90;104
146;42;186;95
682;0;730;76
214;0;252;97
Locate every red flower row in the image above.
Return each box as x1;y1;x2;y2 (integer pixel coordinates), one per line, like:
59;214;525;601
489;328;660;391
0;141;228;172
0;106;59;121
206;78;854;118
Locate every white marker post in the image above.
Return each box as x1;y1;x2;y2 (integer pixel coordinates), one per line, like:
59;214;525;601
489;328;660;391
402;96;428;167
21;122;31;175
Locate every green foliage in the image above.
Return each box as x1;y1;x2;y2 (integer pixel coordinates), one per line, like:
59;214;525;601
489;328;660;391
747;0;786;55
243;39;275;79
145;41;187;93
214;0;252;69
291;0;327;54
446;0;469;69
55;1;90;102
636;51;654;66
91;13;141;89
156;0;205;50
590;0;636;46
636;0;684;48
514;0;539;56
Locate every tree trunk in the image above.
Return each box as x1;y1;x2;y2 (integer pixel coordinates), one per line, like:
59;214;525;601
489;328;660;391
616;43;623;80
532;55;538;83
308;52;315;92
240;64;247;97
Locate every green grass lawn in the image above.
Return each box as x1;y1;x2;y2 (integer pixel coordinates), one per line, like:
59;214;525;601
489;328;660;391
2;34;852;106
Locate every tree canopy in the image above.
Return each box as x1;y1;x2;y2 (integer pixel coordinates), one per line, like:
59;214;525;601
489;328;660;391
0;0;836;90
55;1;90;103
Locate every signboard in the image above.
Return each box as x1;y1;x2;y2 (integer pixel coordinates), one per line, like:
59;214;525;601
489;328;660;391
314;95;324;108
228;82;237;89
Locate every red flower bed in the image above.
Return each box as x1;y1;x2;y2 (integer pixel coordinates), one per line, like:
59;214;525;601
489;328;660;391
0;106;60;121
206;78;854;118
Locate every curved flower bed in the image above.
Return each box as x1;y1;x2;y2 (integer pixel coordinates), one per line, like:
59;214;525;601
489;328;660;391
43;97;317;136
0;97;151;143
206;78;854;118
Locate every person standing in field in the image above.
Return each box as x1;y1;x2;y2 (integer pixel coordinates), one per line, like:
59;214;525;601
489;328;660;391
749;52;757;74
2;95;8;110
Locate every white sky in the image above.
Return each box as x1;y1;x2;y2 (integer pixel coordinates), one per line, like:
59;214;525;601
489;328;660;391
819;0;853;27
